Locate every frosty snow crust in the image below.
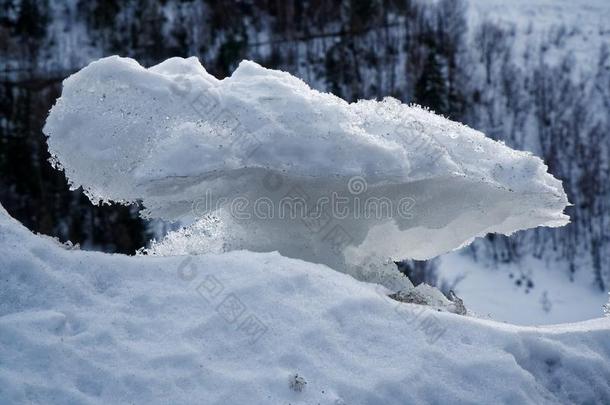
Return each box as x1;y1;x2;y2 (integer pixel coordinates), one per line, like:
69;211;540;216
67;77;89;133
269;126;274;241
44;56;568;286
1;203;608;404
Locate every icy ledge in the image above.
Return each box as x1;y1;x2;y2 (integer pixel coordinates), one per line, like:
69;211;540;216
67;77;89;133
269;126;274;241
1;205;608;404
44;56;569;286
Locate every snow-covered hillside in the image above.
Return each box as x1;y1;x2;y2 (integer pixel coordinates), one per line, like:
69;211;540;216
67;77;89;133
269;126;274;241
469;0;609;70
1;205;609;404
437;251;609;325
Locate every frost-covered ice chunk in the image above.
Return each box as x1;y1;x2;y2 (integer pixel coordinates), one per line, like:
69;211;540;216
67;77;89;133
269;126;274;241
44;56;568;287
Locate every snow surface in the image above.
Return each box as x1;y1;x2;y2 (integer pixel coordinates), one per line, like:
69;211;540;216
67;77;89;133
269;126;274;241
44;56;569;288
437;251;609;326
1;204;609;404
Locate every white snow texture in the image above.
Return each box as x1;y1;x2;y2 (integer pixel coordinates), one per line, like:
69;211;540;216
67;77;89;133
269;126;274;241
0;204;609;404
43;56;569;287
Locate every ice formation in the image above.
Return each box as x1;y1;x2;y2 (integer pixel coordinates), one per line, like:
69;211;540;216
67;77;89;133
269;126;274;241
44;56;569;288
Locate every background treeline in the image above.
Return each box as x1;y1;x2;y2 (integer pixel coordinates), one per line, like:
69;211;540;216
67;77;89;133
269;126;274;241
1;0;608;289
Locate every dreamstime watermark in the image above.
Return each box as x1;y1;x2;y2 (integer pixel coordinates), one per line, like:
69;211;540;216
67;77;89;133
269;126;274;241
388;296;447;344
191;176;416;222
164;71;450;345
169;74;448;182
368;280;447;344
177;257;268;344
373;99;449;168
169;76;261;157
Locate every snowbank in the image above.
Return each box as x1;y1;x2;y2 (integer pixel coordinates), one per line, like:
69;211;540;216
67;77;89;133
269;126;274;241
43;56;569;286
1;205;608;404
437;251;610;325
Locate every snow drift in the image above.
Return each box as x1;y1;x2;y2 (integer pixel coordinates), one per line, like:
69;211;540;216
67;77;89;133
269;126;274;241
43;56;569;286
0;204;608;404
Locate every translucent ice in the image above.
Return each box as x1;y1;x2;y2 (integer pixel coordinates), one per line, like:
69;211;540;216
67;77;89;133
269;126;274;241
44;56;568;287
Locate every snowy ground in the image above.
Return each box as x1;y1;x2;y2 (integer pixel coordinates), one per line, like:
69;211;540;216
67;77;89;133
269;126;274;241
444;0;610;327
437;251;608;326
1;205;609;404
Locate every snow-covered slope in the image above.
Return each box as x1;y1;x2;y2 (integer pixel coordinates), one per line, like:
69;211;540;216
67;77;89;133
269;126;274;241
468;0;609;70
437;251;609;325
1;205;608;404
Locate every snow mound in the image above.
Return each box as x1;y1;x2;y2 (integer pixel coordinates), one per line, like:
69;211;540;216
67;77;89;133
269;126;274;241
1;205;608;404
44;56;568;285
